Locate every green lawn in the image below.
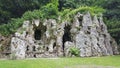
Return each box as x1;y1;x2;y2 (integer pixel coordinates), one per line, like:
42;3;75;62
0;55;120;68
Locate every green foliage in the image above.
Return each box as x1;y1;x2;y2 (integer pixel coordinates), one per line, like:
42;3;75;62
22;10;43;20
0;0;50;24
69;47;80;57
22;3;59;20
40;3;59;19
0;18;23;36
105;18;120;44
58;0;106;11
102;0;120;19
60;6;105;22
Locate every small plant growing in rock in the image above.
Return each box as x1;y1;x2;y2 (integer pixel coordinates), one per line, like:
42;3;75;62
69;47;80;57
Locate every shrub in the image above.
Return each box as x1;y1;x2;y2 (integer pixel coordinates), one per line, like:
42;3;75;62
0;18;23;36
41;3;58;19
22;10;43;20
69;47;80;57
22;3;59;21
60;6;105;22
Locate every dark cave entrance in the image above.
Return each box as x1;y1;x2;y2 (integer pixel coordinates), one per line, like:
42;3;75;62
34;29;41;40
62;25;72;55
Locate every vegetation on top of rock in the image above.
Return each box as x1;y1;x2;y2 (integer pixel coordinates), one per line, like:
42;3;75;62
0;4;105;36
23;3;59;20
60;6;105;22
0;18;23;36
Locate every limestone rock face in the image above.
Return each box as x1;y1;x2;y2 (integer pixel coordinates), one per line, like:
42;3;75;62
10;12;119;59
64;41;75;56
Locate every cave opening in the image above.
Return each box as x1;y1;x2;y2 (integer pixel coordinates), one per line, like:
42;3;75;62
62;25;72;55
34;28;41;40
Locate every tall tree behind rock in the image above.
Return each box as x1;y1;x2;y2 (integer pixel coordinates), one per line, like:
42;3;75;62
0;0;50;24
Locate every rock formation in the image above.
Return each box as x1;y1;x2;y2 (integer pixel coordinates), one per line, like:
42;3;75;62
4;12;119;59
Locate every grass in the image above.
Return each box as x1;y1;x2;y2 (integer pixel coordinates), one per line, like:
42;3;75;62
0;55;120;68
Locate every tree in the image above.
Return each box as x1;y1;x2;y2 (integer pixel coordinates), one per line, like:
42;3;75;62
0;0;50;24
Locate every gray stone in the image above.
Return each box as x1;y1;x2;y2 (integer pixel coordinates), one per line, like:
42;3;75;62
8;12;119;59
64;41;75;56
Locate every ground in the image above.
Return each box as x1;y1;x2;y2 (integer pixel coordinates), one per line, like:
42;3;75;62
0;55;120;68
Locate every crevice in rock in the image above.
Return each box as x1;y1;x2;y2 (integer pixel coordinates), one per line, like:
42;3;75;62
97;37;99;41
88;26;91;30
26;45;29;51
53;42;56;49
78;16;83;26
86;31;90;34
46;47;49;51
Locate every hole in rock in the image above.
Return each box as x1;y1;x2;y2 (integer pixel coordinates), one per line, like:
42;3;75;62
46;47;49;51
103;34;106;38
33;46;36;51
78;17;83;26
33;54;36;58
26;45;29;51
110;41;112;44
62;25;72;53
25;31;28;37
85;41;87;45
88;26;91;30
34;29;41;40
53;42;56;49
97;43;100;46
87;31;90;34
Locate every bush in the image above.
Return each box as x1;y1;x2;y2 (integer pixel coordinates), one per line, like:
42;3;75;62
41;3;58;19
22;3;59;21
22;10;43;20
0;18;23;36
60;6;105;22
69;47;80;57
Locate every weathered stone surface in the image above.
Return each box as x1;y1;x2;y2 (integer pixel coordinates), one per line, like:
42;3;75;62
75;12;118;57
11;37;26;59
64;41;75;56
8;12;119;59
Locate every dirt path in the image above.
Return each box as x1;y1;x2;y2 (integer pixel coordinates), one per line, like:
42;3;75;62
65;65;118;68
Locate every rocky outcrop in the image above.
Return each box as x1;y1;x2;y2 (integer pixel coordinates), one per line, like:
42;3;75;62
9;12;119;59
0;35;11;58
75;13;119;57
